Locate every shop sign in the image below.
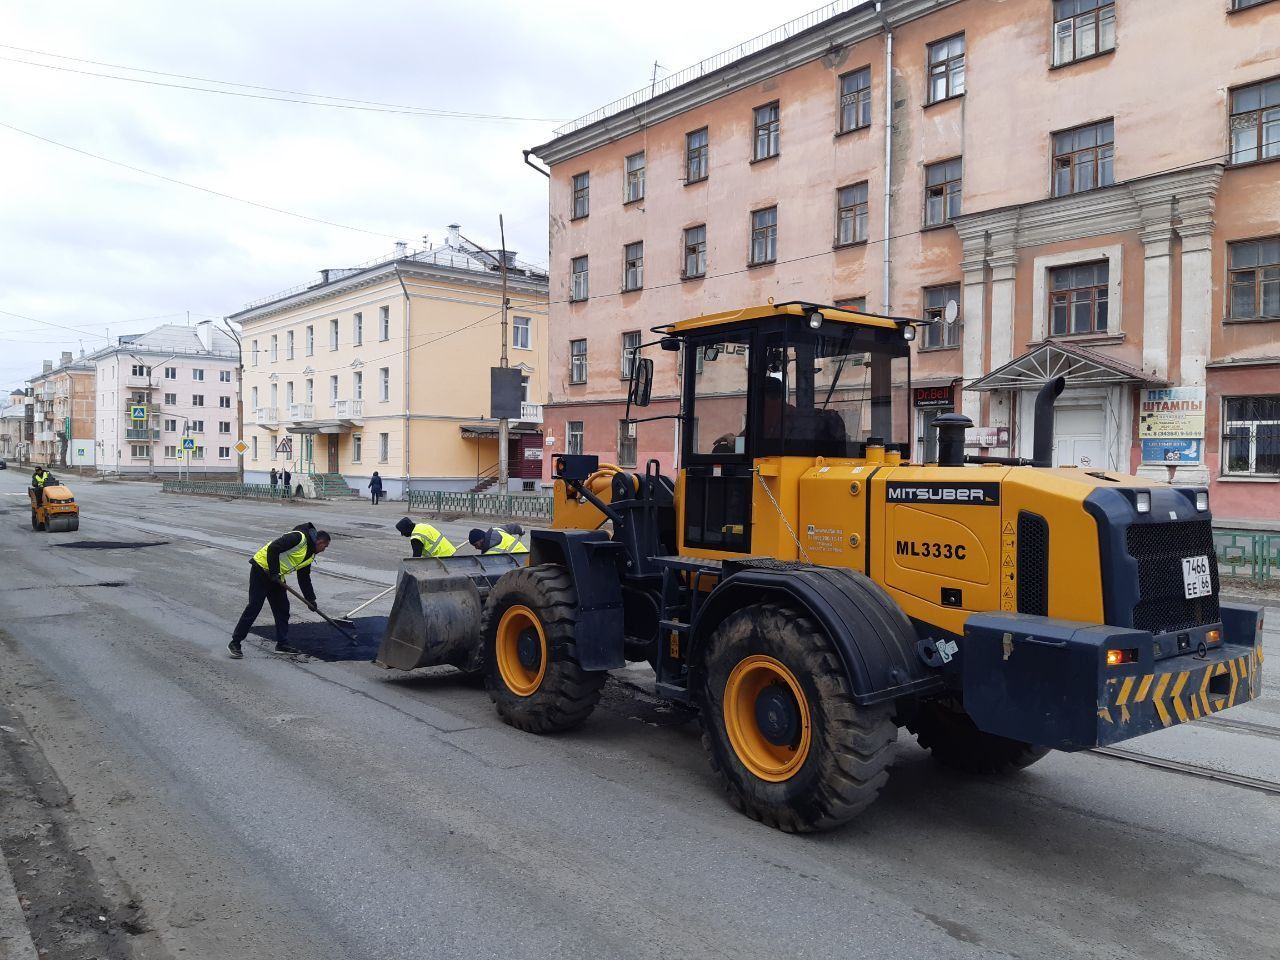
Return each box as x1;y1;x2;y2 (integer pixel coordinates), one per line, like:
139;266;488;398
914;385;954;408
964;426;1009;448
524;447;543;460
1139;387;1205;464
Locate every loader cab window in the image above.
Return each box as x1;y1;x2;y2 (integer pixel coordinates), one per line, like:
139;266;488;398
689;334;752;457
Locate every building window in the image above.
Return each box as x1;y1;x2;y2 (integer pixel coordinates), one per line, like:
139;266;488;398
1053;0;1115;66
623;241;644;291
352;433;362;462
306;325;315;355
513;316;531;350
251;342;259;366
380;367;390;401
836;183;869;245
164;392;177;405
251;437;258;460
570;339;588;384
270;334;278;363
305;378;314;403
219;446;231;460
567;421;584;455
192;394;204;407
1052;119;1114;196
924;158;963;226
571;256;589;301
219;396;231;408
1050;261;1109;335
379;432;389;463
684;225;707;278
923;284;962;349
353;371;363;401
753;102;780;160
1232;0;1273;10
572;172;590;219
329;319;339;351
329;375;339;403
1222;396;1280;477
379;306;390;341
750;207;778;265
839;67;872;132
219;421;231;434
130;363;149;377
686;128;709;183
286;382;294;406
192;369;204;381
285;331;294;360
835;297;868;311
164;418;177;431
625;152;646;203
1228;236;1280;319
521;376;530;403
164;444;177;458
130;443;148;458
190;419;204;433
927;34;966;104
621;331;641;380
192;446;205;460
219;369;232;383
1229;77;1280;165
618;420;637;467
353;312;363;346
165;366;177;380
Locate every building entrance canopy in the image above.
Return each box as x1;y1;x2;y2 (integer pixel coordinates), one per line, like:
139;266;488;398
969;340;1166;392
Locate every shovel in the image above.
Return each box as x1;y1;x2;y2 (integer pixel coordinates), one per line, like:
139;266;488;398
282;582;360;645
334;583;395;630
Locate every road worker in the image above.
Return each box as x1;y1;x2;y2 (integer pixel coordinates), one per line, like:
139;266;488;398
468;526;528;555
31;465;51;504
229;526;331;658
395;516;456;558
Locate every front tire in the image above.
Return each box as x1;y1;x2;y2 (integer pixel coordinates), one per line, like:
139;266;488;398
482;564;606;733
31;510;41;531
908;700;1050;774
696;603;897;833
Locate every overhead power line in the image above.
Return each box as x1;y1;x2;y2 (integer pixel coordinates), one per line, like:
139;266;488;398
0;46;565;123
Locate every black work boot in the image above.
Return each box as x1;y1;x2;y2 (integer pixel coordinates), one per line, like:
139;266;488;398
275;641;301;654
228;639;243;659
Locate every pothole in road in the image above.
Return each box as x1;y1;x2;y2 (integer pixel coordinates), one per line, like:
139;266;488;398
53;541;170;550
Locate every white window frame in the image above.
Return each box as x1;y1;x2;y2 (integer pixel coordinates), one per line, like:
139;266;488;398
379;305;390;341
570;339;588;384
1221;396;1280;478
567;421;584;456
512;316;532;350
379;432;389;463
353;371;363;401
329;319;339;351
621;331;641;380
379;367;390;402
353;312;363;346
352;433;363;463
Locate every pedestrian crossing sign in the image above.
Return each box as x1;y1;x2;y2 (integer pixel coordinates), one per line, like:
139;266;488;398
130;405;147;420
181;437;195;450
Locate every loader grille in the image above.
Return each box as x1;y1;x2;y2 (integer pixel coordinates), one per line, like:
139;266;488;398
1017;511;1049;616
1125;519;1219;634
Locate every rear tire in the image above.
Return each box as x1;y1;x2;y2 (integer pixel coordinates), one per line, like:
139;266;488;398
908;700;1050;774
482;564;606;733
31;510;40;531
696;602;897;833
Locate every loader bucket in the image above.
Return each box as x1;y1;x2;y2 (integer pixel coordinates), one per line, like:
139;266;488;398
375;554;524;672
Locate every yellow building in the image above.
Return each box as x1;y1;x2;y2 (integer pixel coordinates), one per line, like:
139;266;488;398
229;226;549;497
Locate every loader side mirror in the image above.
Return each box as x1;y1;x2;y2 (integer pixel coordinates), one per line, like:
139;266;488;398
629;357;654;408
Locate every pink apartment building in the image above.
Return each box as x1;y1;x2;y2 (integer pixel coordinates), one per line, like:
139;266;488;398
530;0;1280;524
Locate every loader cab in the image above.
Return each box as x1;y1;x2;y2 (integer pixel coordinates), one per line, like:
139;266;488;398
666;303;914;557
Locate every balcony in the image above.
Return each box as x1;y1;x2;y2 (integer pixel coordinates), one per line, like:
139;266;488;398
256;407;279;426
35;430;56;442
125;428;160;441
288;403;314;421
334;399;363;420
520;402;543;423
125;375;154;388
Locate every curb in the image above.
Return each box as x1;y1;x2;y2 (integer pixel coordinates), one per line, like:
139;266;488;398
0;839;39;960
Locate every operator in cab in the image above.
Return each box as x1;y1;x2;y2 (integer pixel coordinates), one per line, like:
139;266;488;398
31;465;52;504
396;517;456;558
229;526;331;659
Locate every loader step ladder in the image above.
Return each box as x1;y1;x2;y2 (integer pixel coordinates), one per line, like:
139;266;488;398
653;556;723;702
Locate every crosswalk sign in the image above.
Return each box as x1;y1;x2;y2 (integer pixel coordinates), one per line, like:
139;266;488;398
181;437;195;450
130;405;147;420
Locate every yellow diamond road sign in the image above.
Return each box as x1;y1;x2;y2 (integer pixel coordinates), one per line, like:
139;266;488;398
233;440;249;455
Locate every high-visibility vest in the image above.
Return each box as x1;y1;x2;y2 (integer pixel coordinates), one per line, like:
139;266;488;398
252;533;315;577
33;471;49;487
484;529;528;555
411;522;456;558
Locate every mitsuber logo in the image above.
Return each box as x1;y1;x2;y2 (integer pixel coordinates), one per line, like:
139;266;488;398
885;482;1001;506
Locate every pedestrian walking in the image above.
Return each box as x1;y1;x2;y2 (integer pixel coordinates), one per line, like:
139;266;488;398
269;467;279;488
468;527;528;555
368;471;383;505
229;526;331;658
396;516;456;557
282;467;292;494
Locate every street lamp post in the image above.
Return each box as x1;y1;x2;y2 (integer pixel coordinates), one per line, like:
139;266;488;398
219;320;245;484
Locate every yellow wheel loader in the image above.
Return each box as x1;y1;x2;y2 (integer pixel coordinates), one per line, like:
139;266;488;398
376;302;1264;832
29;476;80;533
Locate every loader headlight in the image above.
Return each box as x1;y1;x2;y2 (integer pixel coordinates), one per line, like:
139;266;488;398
902;324;917;342
808;311;823;329
1106;649;1138;666
1135;491;1151;514
1195;491;1209;512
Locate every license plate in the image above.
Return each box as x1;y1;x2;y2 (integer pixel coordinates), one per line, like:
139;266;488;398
1182;555;1212;599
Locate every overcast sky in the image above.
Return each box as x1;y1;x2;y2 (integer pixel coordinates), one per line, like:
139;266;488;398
0;0;842;394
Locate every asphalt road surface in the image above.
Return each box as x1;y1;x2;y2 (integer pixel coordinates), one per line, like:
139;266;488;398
1;472;1278;960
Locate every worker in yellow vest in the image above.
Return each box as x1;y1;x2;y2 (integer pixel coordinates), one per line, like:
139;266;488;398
31;466;51;505
468;525;528;555
229;526;331;658
395;516;456;557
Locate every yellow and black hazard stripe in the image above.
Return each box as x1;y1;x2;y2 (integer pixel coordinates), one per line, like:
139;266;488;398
1099;648;1261;731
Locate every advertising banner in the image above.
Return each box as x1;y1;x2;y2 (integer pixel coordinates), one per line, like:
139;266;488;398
1139;387;1205;464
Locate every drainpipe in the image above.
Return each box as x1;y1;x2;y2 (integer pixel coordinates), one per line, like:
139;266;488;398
876;1;894;314
394;266;411;499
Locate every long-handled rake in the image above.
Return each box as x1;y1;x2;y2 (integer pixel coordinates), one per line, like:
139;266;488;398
282;582;361;644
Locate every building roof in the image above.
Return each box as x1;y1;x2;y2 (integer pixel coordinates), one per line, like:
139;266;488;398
970;339;1166;391
96;323;238;359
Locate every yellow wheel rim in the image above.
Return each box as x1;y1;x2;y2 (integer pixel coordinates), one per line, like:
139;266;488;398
723;655;811;782
496;604;547;698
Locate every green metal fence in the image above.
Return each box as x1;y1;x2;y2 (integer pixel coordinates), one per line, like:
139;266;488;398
162;480;290;500
406;489;554;520
1214;529;1280;584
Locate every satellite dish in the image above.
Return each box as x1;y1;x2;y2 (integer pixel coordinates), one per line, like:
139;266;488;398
944;300;960;325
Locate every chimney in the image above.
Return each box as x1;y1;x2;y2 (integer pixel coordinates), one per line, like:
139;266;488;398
319;268;331;284
394;241;407;258
196;319;214;352
42;360;52;374
502;250;518;268
60;351;72;367
447;223;461;248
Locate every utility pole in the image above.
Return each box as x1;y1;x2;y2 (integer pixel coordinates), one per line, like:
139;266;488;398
220;320;245;483
498;214;510;493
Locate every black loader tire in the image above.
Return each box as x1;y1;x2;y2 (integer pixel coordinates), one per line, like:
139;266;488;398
908;699;1051;774
31;509;40;531
696;602;897;833
482;564;606;734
